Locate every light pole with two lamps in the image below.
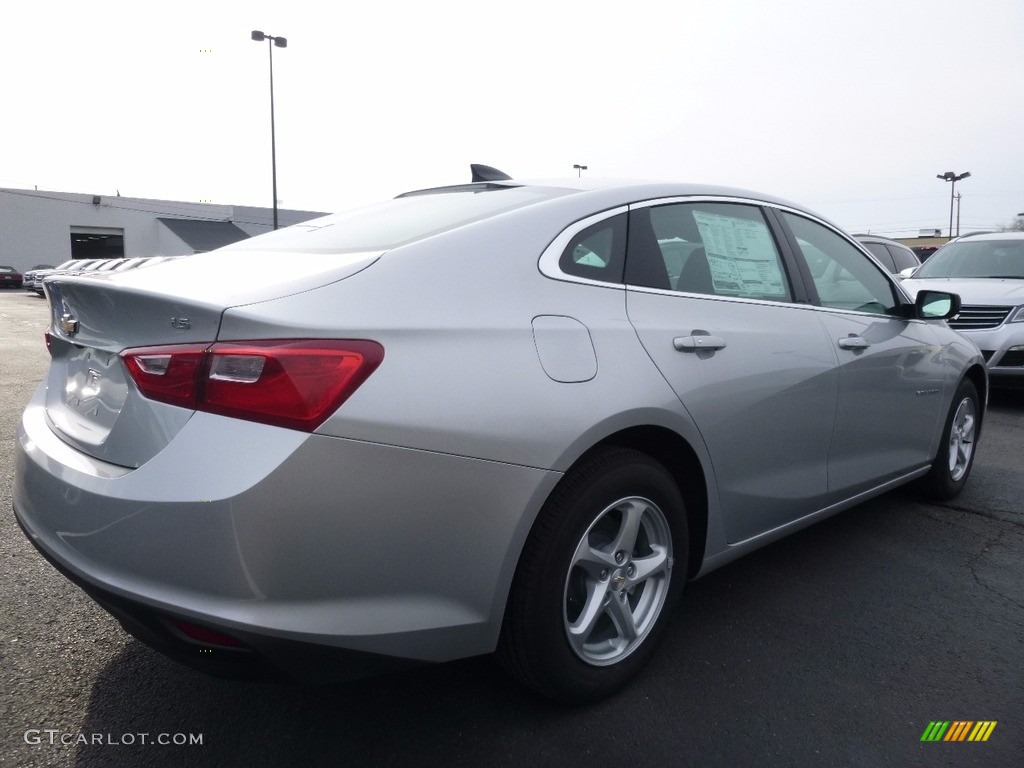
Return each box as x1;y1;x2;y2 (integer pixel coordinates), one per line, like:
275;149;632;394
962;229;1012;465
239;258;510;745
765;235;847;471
573;164;587;178
936;170;970;239
251;30;287;230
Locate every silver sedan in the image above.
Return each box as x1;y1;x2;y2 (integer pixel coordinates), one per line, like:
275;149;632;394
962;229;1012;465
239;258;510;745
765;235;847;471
13;172;986;702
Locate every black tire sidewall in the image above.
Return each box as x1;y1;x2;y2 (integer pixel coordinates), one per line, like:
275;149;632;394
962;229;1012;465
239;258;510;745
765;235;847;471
507;449;688;703
921;379;979;500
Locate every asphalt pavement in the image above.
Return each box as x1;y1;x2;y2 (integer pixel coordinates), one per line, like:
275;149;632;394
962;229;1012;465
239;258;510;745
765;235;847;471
1;289;1021;768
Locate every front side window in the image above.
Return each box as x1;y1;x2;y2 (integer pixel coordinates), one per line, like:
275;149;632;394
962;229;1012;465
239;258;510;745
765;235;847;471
783;213;898;314
626;202;792;301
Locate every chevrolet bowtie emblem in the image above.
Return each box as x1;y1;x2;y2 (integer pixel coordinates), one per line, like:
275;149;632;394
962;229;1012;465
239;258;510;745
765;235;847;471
59;312;79;336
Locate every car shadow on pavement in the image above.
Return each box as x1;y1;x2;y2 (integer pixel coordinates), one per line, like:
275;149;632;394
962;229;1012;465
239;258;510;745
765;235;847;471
987;388;1024;410
73;638;581;767
70;489;1023;768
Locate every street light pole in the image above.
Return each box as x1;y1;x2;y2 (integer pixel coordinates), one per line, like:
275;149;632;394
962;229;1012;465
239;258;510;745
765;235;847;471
573;164;588;178
251;30;288;230
936;170;970;240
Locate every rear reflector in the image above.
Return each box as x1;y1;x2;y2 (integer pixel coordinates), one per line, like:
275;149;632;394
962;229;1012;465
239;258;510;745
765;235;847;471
122;339;384;431
168;619;246;648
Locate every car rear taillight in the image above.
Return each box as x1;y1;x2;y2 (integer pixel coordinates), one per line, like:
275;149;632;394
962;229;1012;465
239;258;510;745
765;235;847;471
122;344;208;410
121;339;383;431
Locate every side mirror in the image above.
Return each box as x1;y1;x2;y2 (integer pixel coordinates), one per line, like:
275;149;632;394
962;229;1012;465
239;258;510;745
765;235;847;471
898;266;918;279
917;290;961;320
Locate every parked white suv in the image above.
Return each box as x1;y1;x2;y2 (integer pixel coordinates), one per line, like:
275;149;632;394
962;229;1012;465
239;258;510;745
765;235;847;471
902;232;1024;386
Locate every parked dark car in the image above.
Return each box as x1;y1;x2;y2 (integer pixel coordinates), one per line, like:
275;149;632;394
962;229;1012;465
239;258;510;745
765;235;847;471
1;265;24;288
911;245;942;261
854;235;921;275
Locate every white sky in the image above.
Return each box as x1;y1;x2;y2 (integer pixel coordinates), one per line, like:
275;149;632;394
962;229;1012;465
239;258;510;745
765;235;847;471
4;0;1023;237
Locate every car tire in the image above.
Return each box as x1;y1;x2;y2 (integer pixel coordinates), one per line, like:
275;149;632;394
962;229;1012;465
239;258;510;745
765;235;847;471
917;379;980;500
497;447;687;703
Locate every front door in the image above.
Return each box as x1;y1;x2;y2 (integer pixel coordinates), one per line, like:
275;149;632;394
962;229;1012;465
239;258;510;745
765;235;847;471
778;211;948;497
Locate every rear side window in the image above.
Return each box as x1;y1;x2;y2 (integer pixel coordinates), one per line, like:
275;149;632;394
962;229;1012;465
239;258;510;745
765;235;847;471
558;214;627;283
625;202;791;301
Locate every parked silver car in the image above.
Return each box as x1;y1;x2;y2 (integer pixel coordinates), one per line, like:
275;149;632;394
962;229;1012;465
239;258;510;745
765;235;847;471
13;173;986;702
22;264;56;292
902;231;1024;387
26;260;101;295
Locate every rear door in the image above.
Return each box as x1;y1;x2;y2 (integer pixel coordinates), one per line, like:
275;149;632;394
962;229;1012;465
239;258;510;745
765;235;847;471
624;199;838;543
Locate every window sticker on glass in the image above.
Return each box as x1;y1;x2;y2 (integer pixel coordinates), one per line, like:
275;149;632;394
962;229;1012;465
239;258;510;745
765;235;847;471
571;225;613;266
572;244;608;267
692;211;786;297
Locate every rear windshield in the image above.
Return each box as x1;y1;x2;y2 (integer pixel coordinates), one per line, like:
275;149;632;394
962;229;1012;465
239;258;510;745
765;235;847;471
228;185;573;254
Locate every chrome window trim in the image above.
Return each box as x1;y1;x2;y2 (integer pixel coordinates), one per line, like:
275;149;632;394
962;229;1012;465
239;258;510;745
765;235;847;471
623;281;810;310
628;194;775;212
538;195;912;311
538;205;630;288
623;282;931;324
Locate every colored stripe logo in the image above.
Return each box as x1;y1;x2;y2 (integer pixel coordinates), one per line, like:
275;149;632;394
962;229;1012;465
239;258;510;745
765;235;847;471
921;721;997;742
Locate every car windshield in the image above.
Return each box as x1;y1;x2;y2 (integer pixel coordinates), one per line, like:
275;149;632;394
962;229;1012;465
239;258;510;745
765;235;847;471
913;239;1024;279
0;266;17;273
227;184;574;254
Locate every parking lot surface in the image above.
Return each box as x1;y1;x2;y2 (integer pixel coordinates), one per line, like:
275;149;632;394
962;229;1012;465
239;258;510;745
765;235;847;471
1;290;1021;767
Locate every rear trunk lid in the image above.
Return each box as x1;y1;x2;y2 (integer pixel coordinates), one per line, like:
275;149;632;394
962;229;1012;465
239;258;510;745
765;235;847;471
42;249;381;467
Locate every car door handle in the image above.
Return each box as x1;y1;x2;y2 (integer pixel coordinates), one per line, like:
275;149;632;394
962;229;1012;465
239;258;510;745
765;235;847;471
837;335;871;350
674;335;727;352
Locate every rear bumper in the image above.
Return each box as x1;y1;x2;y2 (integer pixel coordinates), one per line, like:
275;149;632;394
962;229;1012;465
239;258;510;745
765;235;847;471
13;389;559;680
15;510;422;682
